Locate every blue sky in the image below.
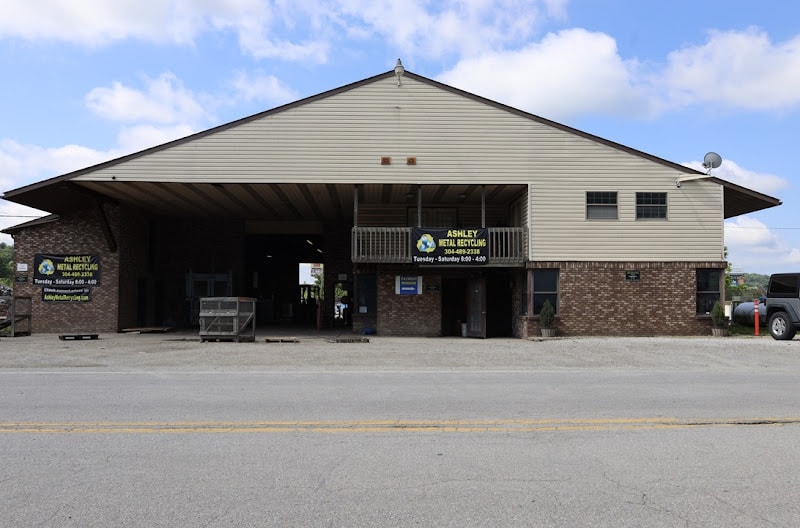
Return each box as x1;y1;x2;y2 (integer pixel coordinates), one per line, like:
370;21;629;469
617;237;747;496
1;0;798;275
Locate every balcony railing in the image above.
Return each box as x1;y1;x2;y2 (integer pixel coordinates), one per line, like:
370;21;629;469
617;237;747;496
351;227;526;264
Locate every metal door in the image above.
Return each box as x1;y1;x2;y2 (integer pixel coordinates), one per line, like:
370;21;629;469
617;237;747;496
466;277;487;338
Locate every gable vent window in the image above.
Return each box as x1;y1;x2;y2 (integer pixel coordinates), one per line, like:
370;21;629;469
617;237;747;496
636;192;667;219
586;192;618;219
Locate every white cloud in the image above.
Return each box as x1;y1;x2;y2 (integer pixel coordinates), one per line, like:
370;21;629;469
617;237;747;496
434;25;800;122
725;215;800;274
725;216;781;250
662;28;800;111
327;0;564;59
0;1;568;63
0;201;49;245
229;70;299;105
237;34;330;62
0;139;114;189
683;159;789;196
86;73;212;126
438;29;652;120
0;0;270;46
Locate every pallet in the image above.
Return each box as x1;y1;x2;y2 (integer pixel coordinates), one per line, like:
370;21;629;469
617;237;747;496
59;333;99;341
201;335;256;343
329;337;370;343
264;336;300;343
121;327;173;334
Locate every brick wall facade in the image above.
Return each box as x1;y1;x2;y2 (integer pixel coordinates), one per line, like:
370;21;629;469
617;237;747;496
10;209;724;339
10;207;248;334
516;261;725;337
376;271;441;337
11;206;121;333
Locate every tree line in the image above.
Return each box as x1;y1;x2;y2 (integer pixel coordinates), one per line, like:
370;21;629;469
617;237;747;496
0;243;13;289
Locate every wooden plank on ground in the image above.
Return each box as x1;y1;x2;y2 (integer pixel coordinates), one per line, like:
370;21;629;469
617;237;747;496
329;337;370;343
59;334;99;341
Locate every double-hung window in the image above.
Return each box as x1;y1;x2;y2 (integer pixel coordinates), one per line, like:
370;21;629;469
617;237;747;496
533;269;559;315
696;269;722;314
636;192;667;219
586;192;617;219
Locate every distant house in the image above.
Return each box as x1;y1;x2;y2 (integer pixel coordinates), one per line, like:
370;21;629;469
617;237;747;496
2;64;781;337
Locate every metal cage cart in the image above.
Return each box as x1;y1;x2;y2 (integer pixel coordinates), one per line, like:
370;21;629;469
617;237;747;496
198;297;256;342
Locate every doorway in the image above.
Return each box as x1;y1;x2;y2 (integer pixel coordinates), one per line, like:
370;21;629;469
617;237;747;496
244;234;325;327
441;277;467;336
441;272;513;338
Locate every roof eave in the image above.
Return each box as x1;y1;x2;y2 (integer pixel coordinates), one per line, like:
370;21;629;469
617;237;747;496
708;177;782;218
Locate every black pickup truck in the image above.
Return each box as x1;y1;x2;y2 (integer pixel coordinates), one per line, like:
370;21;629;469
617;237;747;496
765;273;800;340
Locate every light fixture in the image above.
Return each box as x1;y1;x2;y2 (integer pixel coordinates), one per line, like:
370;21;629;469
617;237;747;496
306;239;314;245
394;58;405;86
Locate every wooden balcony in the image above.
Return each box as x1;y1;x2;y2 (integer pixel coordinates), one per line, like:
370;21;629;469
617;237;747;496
351;227;526;265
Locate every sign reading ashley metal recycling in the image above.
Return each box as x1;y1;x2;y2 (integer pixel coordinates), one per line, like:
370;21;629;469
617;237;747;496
33;254;100;286
411;228;489;265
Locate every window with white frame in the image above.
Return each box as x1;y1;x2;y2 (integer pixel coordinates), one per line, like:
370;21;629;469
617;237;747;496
636;192;667;219
586;192;618;219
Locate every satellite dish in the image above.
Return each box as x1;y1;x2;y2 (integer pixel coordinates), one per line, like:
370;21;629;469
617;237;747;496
702;152;722;171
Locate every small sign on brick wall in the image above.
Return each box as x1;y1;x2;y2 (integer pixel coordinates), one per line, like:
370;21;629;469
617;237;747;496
396;275;422;295
625;270;641;282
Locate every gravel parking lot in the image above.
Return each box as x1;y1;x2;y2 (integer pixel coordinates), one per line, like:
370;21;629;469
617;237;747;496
1;330;797;372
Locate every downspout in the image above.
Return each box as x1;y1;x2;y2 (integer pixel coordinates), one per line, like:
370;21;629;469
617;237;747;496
416;185;422;226
481;185;486;228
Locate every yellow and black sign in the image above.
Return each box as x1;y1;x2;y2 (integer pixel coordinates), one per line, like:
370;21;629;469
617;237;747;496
411;228;489;265
42;287;91;302
33;254;100;286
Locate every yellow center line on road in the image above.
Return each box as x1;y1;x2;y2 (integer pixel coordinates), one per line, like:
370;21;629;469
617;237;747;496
1;417;799;434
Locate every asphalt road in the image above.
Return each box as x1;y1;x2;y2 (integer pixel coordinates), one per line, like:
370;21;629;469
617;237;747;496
1;332;799;527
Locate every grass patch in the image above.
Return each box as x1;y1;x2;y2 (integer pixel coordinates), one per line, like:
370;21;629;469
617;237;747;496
728;323;769;336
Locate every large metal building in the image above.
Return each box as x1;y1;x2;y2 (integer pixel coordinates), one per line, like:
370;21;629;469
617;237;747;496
2;65;781;337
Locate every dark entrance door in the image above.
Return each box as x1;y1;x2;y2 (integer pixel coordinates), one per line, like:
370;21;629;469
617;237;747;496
466;277;487;338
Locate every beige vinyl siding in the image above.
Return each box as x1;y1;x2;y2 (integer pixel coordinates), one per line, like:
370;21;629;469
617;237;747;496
530;158;724;261
74;74;723;262
75;76;556;186
357;204;509;227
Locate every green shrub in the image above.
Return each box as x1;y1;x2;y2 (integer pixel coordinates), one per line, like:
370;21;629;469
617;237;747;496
540;299;555;329
711;301;726;327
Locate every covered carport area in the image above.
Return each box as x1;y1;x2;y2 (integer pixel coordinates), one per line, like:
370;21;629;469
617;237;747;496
3;173;527;333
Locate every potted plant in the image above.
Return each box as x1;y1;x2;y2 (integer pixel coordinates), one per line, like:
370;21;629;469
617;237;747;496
539;299;556;337
711;300;728;336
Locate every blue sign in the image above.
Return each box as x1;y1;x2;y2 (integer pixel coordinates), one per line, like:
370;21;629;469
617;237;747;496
397;275;421;295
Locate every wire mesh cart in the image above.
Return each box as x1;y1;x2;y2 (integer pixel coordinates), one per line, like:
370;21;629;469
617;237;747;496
198;297;256;342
